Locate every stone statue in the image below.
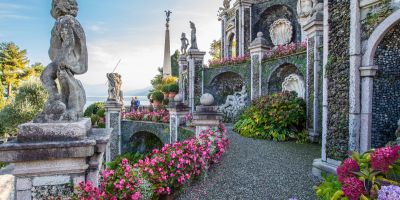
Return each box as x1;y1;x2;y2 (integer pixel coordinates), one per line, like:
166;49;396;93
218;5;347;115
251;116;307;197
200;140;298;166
180;33;189;55
165;10;172;23
189;21;198;50
297;0;315;18
223;0;231;10
107;73;123;103
35;0;87;123
218;86;248;122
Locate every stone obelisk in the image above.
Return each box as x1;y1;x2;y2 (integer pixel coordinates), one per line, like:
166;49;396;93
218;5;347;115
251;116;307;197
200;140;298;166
163;10;172;77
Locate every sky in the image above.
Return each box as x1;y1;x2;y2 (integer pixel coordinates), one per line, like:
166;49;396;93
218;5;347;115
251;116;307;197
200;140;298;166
0;0;222;94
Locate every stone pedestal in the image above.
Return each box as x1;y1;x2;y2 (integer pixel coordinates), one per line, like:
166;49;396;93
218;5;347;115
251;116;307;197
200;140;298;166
312;159;341;178
0;121;111;200
187;49;206;113
105;100;123;162
168;100;190;143
178;56;189;105
192;106;223;137
249;32;269;100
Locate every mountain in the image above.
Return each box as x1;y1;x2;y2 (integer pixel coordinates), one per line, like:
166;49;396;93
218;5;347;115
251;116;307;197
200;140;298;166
83;84;152;97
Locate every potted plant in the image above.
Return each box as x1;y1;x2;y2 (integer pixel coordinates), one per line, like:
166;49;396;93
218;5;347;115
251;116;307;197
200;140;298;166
168;83;179;99
161;84;170;99
151;91;164;108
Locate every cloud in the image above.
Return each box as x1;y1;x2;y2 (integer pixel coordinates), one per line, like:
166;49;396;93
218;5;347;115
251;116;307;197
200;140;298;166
0;3;32;20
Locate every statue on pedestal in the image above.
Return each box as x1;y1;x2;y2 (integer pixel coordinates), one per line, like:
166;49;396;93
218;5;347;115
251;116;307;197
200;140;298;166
180;33;189;55
107;73;123;104
165;10;172;24
189;21;198;50
35;0;87;123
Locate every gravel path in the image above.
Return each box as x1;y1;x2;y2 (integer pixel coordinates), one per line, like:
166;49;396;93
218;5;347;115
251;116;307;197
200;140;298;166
176;127;321;200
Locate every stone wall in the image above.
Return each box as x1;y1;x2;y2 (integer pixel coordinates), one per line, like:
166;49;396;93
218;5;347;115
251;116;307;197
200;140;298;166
326;0;351;160
371;22;400;147
251;1;301;46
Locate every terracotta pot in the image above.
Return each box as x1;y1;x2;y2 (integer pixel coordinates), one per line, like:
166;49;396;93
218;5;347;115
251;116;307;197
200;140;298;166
159;194;174;200
153;100;161;107
168;92;177;99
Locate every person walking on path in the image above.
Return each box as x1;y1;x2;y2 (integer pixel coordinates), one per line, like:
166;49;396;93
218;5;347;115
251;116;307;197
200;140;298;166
130;97;136;112
134;97;141;111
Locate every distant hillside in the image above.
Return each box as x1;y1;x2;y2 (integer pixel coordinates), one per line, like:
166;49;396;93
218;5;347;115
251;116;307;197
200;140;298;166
84;84;152;97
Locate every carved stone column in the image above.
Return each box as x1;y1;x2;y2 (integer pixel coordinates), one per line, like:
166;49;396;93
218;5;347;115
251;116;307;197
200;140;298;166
303;13;323;142
168;96;190;143
178;56;188;104
249;32;268;100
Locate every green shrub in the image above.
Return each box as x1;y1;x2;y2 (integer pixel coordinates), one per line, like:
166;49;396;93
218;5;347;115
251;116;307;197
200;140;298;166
315;174;343;200
0;78;48;138
233;92;306;142
84;102;105;128
168;83;179;93
106;152;146;170
151;91;164;102
161;84;170;93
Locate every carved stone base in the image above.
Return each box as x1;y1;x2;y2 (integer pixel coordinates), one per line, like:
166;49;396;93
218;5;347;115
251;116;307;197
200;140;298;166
312;158;341;178
17;118;91;143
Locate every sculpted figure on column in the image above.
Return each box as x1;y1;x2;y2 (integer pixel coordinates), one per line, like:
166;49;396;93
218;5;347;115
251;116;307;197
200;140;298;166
180;33;189;55
107;73;123;103
297;0;315;18
189;21;198;50
35;0;87;123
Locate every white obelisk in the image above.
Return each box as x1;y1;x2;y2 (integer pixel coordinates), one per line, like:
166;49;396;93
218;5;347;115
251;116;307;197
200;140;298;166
163;10;172;77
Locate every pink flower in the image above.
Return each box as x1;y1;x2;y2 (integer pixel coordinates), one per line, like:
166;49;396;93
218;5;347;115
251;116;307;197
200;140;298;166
341;177;366;200
371;146;400;173
337;158;360;183
122;158;129;165
131;192;141;200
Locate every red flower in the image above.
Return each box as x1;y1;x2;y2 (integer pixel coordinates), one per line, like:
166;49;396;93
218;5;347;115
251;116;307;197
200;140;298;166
371;146;400;173
341;177;366;200
337;158;360;183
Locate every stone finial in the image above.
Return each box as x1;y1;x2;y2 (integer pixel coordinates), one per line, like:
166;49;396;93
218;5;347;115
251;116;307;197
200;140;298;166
200;93;215;106
35;0;87;123
174;94;183;102
250;32;268;47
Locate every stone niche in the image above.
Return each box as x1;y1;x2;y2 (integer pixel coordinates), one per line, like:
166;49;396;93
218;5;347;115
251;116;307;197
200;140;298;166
209;72;245;105
252;3;301;47
371;22;400;147
268;63;303;95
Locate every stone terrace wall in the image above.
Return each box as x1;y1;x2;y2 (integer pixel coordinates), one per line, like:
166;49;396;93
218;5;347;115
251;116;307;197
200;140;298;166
326;0;351;160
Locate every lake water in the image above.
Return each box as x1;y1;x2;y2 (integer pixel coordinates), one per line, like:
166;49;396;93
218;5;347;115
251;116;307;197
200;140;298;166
85;96;150;108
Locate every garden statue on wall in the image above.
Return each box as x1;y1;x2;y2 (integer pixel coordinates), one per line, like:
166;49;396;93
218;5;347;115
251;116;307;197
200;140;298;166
35;0;87;123
180;32;189;55
218;86;248;122
297;0;323;18
189;21;198;50
107;73;124;104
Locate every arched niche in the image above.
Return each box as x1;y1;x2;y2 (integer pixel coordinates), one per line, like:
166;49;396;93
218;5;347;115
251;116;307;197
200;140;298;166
129;131;163;154
209;72;245;105
252;4;301;47
267;63;303;96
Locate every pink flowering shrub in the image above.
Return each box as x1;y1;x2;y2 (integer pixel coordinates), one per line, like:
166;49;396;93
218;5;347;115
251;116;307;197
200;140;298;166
208;55;250;68
124;109;170;123
263;41;307;61
316;145;400;200
75;124;229;199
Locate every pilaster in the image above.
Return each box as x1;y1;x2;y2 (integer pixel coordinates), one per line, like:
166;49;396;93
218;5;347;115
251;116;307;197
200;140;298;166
187;49;206;112
249;32;268;100
105;101;123;162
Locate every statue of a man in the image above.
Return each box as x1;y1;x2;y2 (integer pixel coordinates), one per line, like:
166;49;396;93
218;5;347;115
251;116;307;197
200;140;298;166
107;73;123;103
297;0;315;18
165;10;172;23
189;21;198;50
35;0;88;122
180;33;189;55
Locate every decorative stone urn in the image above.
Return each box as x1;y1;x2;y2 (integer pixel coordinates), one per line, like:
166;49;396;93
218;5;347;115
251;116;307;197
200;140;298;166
200;93;215;106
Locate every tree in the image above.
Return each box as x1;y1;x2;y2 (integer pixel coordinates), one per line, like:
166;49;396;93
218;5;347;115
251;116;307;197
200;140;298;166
209;39;222;61
171;50;180;77
0;42;30;97
30;62;45;77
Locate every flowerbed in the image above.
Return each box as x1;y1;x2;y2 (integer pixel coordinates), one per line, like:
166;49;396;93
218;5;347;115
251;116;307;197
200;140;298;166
208;55;250;68
263;41;307;61
75;124;229;200
124;109;170;123
233;92;307;142
316;145;400;200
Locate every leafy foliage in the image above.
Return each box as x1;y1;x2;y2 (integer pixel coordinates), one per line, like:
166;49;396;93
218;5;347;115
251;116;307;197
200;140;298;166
233;92;307;142
209;39;221;61
0;78;48;138
316;146;400;200
84;102;106;128
106;152;146;170
151;91;164;102
0;42;30;97
171;50;180;77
